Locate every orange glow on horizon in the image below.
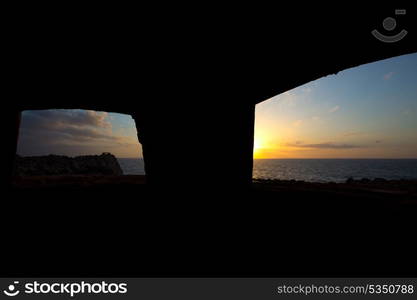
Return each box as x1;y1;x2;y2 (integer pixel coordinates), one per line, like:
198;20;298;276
253;138;285;159
253;138;265;159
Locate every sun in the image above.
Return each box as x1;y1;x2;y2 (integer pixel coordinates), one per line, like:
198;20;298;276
253;138;264;158
254;139;260;151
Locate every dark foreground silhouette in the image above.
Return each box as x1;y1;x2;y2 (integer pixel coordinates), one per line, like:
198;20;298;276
12;176;417;203
6;175;417;277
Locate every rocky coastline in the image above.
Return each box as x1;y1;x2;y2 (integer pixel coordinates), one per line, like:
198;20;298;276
14;153;123;176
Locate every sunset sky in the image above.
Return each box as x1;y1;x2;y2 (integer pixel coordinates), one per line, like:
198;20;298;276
17;110;142;158
17;53;417;159
254;52;417;158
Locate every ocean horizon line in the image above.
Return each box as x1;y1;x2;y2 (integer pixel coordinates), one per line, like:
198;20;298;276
116;157;417;160
252;157;417;160
17;155;417;160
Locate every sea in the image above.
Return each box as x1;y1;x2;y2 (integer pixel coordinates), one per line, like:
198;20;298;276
117;158;417;183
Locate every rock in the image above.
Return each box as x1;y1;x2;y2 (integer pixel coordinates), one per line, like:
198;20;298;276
346;177;355;184
373;178;387;183
14;153;123;176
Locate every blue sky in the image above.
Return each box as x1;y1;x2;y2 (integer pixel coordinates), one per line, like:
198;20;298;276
254;52;417;158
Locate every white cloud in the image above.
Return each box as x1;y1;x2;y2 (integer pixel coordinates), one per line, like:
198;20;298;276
328;105;340;113
383;72;394;80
